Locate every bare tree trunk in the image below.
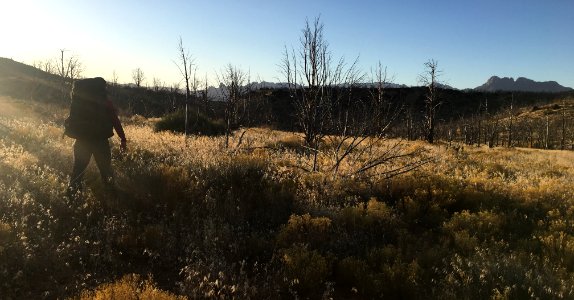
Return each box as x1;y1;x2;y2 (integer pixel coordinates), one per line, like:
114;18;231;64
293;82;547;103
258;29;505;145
561;100;566;150
176;37;194;137
204;74;209;116
508;94;514;147
59;49;68;103
544;116;550;149
217;64;249;148
132;68;145;88
418;59;442;144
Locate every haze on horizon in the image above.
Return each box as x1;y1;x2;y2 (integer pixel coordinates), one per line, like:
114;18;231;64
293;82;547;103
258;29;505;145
2;0;573;89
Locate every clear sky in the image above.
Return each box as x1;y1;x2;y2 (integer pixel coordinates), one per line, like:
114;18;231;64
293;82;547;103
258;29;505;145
2;0;573;89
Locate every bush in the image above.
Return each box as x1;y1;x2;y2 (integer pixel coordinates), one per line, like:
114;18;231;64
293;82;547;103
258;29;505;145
281;244;330;297
204;155;295;231
78;274;185;299
336;257;374;296
0;222;10;255
276;213;332;249
335;247;422;299
154;110;225;136
435;247;574;299
333;198;401;252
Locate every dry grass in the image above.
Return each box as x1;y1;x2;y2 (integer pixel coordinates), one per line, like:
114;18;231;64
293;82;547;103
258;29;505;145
2;97;574;299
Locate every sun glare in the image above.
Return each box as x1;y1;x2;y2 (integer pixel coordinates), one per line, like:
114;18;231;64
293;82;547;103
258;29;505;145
1;1;69;61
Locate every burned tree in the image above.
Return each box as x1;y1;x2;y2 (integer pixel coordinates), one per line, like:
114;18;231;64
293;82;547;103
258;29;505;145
281;16;358;171
217;64;249;148
132;68;145;88
282;17;429;176
175;37;196;136
418;59;442;144
57;49;83;102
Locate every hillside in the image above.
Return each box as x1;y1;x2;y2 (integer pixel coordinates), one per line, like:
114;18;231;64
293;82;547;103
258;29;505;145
0;57;58;79
0;57;64;103
436;97;574;150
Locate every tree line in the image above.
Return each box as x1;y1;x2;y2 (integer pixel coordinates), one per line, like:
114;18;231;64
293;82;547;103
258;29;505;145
20;17;574;154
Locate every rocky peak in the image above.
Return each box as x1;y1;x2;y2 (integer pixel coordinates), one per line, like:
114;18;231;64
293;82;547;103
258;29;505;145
475;76;572;92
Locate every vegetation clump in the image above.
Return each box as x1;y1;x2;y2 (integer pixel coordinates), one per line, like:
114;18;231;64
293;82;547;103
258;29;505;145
154;109;226;136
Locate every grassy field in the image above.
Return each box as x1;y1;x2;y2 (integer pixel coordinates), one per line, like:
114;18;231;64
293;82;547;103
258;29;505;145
1;96;574;299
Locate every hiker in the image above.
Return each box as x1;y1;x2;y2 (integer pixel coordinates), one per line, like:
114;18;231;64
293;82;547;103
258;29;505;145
64;77;126;198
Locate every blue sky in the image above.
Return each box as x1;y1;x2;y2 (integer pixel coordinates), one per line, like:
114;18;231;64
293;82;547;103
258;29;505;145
2;0;573;89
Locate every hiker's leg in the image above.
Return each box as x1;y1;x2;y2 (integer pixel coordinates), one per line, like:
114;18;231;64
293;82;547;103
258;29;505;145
69;139;92;194
93;139;114;185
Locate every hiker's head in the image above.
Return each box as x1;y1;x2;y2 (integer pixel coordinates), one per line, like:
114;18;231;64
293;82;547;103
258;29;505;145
72;77;107;103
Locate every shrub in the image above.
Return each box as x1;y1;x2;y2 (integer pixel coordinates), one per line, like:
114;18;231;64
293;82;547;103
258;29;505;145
154;110;225;136
333;198;401;252
435;247;574;299
365;246;422;298
336;257;375;296
281;244;330;296
204;155;295;231
78;274;185;299
443;210;505;252
276;213;332;249
336;247;422;299
537;208;574;271
0;222;10;255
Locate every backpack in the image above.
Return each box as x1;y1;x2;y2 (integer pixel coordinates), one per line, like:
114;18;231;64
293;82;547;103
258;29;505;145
64;77;114;140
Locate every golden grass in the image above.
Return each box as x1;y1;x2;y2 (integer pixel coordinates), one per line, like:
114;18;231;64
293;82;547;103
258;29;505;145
2;98;574;299
76;274;186;300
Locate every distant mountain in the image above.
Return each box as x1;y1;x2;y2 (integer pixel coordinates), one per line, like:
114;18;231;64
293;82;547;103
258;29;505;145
475;76;573;93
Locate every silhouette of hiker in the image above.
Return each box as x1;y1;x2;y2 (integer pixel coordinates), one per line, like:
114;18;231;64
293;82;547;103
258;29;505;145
64;77;126;199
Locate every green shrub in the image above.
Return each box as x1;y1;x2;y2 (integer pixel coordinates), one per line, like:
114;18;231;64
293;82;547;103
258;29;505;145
154;110;225;136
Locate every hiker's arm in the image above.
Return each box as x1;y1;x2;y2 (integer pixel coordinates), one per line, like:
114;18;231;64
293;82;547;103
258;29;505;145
106;100;127;150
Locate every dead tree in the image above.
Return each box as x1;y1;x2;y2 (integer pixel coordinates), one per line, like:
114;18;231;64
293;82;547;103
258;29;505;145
57;49;83;102
202;73;210;116
281;16;354;171
561;99;566;150
152;77;164;92
175;37;195;136
507;93;514;147
132;68;145;88
369;61;401;135
217;64;249;148
418;59;442;144
108;70;120;100
282;17;429;177
67;55;83;81
33;58;55;74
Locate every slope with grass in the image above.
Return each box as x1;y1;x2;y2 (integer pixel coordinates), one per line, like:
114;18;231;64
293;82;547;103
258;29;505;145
1;96;574;299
